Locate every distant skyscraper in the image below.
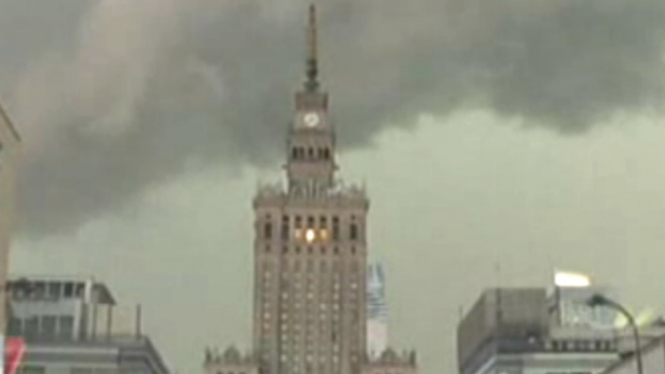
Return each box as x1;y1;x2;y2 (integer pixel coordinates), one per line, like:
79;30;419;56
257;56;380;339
366;263;388;359
0;103;20;374
251;5;369;374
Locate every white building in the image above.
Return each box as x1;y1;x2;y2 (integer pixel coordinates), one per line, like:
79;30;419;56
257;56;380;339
6;276;170;374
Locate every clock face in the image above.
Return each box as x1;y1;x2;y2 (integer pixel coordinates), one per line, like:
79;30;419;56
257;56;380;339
303;112;320;127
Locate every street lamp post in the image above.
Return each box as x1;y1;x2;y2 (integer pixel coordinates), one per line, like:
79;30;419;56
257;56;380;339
587;294;643;374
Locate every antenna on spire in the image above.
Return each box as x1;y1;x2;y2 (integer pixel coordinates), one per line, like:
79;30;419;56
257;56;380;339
305;3;319;91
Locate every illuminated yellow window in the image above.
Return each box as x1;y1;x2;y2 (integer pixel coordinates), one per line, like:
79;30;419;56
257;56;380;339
305;229;316;243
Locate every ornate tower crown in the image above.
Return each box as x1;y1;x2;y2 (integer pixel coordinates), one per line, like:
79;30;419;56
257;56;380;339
287;3;336;191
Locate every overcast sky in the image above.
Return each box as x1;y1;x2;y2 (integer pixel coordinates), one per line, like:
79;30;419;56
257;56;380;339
3;0;665;373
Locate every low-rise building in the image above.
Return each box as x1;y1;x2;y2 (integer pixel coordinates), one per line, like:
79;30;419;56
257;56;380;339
6;276;170;374
457;287;620;374
601;335;665;374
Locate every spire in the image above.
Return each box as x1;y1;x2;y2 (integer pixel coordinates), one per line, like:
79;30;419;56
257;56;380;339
305;3;319;91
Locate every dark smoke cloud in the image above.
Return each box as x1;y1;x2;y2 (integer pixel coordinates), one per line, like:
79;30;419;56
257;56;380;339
2;0;664;236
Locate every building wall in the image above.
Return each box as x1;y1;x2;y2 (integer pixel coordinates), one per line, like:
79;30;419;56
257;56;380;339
0;104;20;339
602;338;665;374
487;352;618;374
458;288;549;373
252;195;369;374
17;338;170;374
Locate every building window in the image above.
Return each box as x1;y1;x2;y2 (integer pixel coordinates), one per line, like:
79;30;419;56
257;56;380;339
48;283;61;298
291;147;305;160
64;283;75;297
350;224;358;240
308;148;314;159
323;148;330;160
282;215;290;240
264;222;273;239
75;284;84;297
42;315;57;339
332;217;339;240
59;316;74;339
32;282;46;298
8;317;22;336
24;316;38;339
21;367;45;374
319;216;327;228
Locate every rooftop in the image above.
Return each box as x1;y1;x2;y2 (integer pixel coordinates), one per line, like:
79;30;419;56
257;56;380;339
7;276;116;305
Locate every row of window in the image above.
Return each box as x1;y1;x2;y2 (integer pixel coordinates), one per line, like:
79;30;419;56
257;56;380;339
261;260;362;274
264;217;361;242
10;281;85;300
8;315;75;340
291;147;331;161
16;367;138;374
548;340;614;352
266;245;360;255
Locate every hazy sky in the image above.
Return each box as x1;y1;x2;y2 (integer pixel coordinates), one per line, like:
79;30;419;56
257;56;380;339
3;0;665;373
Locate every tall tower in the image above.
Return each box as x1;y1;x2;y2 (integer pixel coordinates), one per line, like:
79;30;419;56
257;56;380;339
252;5;370;374
366;263;388;360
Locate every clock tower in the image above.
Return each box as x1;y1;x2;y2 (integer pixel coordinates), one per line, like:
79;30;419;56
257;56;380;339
287;4;336;190
252;5;369;374
205;6;418;374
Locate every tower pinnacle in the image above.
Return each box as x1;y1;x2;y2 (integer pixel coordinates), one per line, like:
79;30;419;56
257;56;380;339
305;3;319;91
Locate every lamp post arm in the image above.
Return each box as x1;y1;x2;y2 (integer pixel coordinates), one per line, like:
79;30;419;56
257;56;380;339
605;300;643;374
